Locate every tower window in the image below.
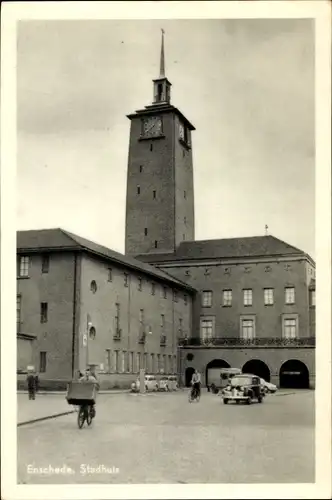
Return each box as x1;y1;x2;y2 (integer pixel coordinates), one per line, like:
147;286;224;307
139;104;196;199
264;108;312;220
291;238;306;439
137;186;140;195
139;165;143;173
154;240;158;248
184;217;187;224
153;190;156;199
157;83;163;101
150;143;153;151
144;228;148;236
184;191;187;199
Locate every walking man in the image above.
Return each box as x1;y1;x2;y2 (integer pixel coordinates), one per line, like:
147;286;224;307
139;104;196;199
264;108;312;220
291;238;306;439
26;366;36;400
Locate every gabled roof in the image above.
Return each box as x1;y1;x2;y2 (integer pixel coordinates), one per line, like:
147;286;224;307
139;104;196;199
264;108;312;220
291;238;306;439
17;228;196;293
136;235;311;263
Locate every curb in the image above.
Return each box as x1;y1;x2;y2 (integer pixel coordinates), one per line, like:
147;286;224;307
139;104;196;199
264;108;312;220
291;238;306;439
18;410;76;427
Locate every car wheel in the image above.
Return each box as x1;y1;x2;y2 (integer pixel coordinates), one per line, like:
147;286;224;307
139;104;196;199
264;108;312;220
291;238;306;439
223;399;228;404
236;400;240;404
258;396;263;403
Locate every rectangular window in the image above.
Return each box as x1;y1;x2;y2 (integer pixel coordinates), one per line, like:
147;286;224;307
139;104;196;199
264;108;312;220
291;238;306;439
114;351;119;372
173;290;178;302
108;268;113;282
115;303;120;334
17;295;21;330
283;318;297;338
184;294;188;305
124;273;129;287
136;352;141;372
151;283;155;295
137;185;140;195
154;240;158;248
184;191;187;199
161;314;165;328
131;352;134;372
202;290;213;307
144;228;148;236
184;216;187;224
139;165;143;173
163;354;167;374
243;289;253;306
309;290;315;307
222;290;232;307
41;254;50;273
163;287;167;299
200;318;214;340
183;234;185;241
241;319;255;339
168;355;172;374
121;351;126;373
105;349;111;373
138;277;142;291
264;288;274;305
39;351;47;373
19;256;30;277
40;302;48;323
285;287;295;304
151;353;155;373
153;190;156;199
178;318;183;336
139;308;144;324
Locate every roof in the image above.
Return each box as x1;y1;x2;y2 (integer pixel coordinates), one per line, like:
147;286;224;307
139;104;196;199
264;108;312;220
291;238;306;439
136;235;311;263
17;228;196;292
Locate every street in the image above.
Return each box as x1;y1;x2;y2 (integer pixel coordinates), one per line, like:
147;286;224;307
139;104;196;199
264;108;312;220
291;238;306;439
17;389;315;484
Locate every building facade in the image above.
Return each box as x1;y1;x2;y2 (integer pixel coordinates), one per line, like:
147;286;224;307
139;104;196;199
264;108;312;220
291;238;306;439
17;229;195;389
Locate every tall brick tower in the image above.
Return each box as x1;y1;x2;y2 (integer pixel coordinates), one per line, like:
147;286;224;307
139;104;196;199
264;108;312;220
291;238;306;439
125;30;195;256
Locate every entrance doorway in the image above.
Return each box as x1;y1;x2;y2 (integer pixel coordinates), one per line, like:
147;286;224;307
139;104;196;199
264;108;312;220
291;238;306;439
185;367;195;387
279;360;309;389
242;359;271;382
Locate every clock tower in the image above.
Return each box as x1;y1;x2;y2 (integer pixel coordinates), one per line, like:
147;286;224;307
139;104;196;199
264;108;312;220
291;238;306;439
125;30;195;256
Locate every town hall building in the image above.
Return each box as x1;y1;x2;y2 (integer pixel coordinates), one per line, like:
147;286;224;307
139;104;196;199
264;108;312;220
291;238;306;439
17;32;315;389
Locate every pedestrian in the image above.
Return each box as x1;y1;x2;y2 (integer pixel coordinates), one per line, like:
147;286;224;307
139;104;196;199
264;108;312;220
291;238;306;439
26;366;36;400
34;372;39;393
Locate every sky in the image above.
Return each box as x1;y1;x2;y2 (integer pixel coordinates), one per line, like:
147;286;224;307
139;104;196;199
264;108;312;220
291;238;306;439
17;18;315;258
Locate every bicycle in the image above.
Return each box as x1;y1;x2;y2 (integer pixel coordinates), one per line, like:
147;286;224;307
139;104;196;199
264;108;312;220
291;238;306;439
77;403;95;429
188;384;201;403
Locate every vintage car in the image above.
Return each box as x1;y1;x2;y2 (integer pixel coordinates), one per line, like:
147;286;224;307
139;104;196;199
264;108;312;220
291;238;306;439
131;375;159;392
221;374;265;404
260;378;277;393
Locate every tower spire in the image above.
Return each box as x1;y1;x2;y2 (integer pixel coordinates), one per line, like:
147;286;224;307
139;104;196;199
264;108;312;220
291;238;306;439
159;28;165;78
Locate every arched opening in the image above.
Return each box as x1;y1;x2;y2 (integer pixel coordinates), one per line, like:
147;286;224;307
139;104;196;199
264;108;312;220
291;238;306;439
206;359;230;387
242;359;271;382
279;360;309;389
185;367;195;387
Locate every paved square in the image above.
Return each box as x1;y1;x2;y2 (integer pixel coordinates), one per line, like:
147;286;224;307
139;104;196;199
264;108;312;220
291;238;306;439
17;389;314;484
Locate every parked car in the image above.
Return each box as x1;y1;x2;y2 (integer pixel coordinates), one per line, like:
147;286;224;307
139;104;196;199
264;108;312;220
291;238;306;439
167;375;179;391
159;376;170;392
131;375;159;392
260;378;277;393
221;374;265;405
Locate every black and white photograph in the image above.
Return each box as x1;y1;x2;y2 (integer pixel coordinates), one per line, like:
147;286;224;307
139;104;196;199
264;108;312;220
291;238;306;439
1;1;331;499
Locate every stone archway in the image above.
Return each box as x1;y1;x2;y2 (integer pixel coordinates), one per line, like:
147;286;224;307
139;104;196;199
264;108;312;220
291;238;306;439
279;359;309;389
205;359;230;387
185;367;195;387
242;359;271;382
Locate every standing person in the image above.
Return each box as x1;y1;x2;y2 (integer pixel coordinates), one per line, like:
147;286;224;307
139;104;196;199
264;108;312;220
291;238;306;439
191;369;202;399
26;367;36;400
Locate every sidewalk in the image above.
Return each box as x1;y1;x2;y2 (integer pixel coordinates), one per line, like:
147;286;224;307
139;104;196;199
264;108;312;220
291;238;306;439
17;390;130;426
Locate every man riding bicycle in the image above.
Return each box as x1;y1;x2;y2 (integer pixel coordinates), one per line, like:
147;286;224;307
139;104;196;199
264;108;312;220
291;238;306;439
79;368;99;417
191;369;201;399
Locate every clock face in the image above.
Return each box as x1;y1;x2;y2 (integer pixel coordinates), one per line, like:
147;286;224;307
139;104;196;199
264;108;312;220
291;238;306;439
142;117;162;137
179;123;185;140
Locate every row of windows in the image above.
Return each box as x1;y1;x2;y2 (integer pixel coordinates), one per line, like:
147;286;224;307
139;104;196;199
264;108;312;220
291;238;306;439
103;350;177;375
200;316;300;340
18;255;49;277
17;298;185;335
18;257;188;304
136;183;187;200
201;287;315;307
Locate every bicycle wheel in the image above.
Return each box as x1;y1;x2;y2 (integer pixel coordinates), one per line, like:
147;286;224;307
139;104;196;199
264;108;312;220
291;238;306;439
77;406;85;428
87;406;93;426
188;390;193;403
